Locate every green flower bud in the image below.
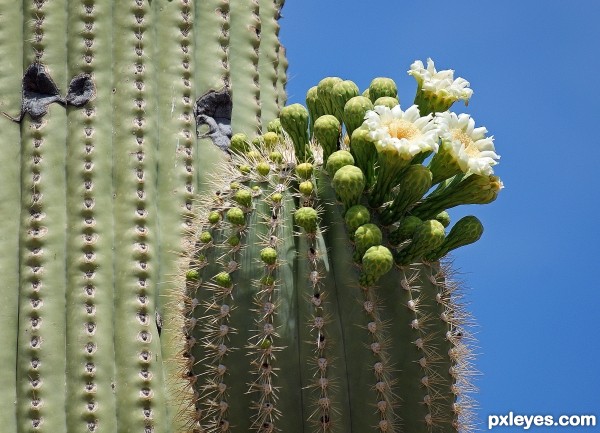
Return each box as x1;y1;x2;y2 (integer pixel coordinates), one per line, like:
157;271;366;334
411;174;503;220
267;117;283;134
373;96;399;109
226;207;246;226
260;338;272;350
362;88;370;99
260;247;278;265
332;164;366;210
227;234;241;247
427;215;484;261
270;192;283;204
344;205;371;235
256;161;271;177
306;86;325;138
317;76;343;116
294;206;319;233
296;162;314;180
368;77;398;102
280;103;312;162
252;136;262;148
246;150;261;161
389;216;423;246
269;151;283;164
263;131;279;150
435;211;451;228
186;269;199;281
238;164;251;175
380;164;432;225
313;114;341;162
229;182;241;191
349;127;377;188
260;275;276;287
199;231;212;244
299;181;314;196
395;220;446;266
360;245;394;286
233;189;252;208
326;150;354;177
208;211;221;224
331;80;360;123
354;223;383;259
230;132;250;154
343;96;374;137
214;271;233;288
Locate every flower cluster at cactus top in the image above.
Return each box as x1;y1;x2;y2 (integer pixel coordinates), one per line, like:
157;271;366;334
436;112;500;176
408;58;473;103
363;105;439;159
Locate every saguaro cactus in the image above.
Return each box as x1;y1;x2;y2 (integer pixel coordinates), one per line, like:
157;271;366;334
0;2;501;433
0;1;287;432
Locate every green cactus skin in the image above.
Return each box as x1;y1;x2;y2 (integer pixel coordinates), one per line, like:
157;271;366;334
276;46;289;112
230;1;261;135
0;1;289;432
258;0;285;127
0;3;21;432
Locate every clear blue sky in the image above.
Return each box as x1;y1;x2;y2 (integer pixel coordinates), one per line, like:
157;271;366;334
280;1;600;431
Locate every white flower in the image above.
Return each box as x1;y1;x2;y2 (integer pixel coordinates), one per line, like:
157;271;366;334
408;58;473;103
435;112;500;176
363;104;440;160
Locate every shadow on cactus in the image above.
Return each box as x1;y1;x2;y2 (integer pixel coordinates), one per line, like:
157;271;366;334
174;58;502;433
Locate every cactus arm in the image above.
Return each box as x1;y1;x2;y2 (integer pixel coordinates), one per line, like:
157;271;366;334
153;0;198;430
229;1;261;135
15;0;70;432
64;1;119;433
257;0;282;127
111;1;170;431
0;1;22;431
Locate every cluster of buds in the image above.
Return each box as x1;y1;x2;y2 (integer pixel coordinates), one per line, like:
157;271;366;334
276;58;503;281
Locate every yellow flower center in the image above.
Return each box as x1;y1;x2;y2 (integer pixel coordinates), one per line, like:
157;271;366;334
387;119;420;140
452;129;479;157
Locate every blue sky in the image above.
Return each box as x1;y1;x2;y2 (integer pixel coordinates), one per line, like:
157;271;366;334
280;1;600;431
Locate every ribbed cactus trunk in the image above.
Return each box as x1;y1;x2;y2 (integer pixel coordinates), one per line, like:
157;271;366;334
0;1;287;433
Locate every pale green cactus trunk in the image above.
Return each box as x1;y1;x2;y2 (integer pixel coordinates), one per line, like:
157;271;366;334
0;1;287;432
